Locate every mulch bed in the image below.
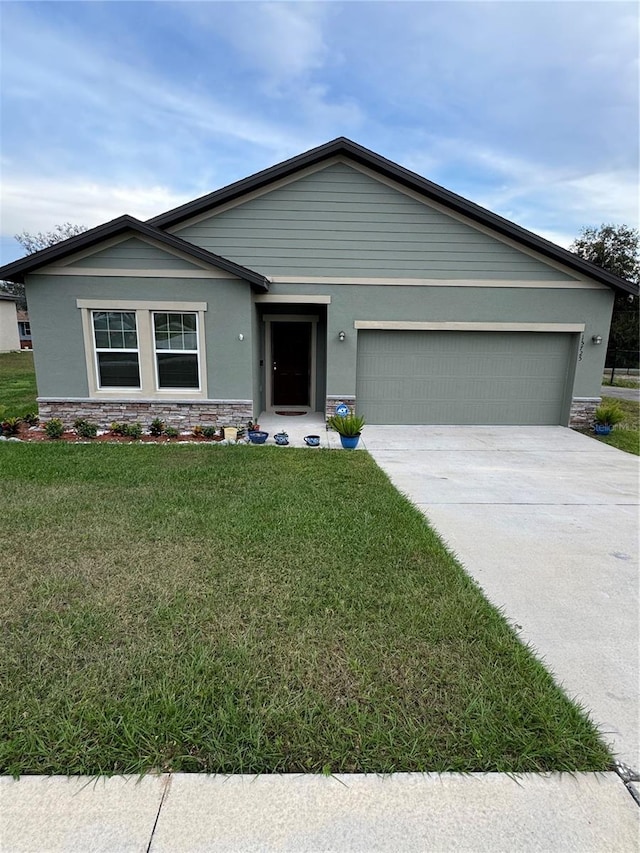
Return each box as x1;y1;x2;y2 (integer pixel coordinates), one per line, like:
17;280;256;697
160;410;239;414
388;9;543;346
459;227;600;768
5;424;228;444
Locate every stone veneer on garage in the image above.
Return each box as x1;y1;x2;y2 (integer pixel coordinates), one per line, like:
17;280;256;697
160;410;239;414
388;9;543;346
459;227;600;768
37;399;254;430
325;395;356;419
568;397;601;429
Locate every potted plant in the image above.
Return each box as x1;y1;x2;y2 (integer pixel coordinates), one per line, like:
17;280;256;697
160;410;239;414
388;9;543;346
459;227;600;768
593;402;624;435
327;410;365;449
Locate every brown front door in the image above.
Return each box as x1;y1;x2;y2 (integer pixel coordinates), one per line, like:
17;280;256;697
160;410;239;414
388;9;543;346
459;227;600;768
271;322;311;406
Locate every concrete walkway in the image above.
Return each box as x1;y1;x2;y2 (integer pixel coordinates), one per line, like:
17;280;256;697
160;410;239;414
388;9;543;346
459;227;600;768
2;772;638;851
366;425;640;770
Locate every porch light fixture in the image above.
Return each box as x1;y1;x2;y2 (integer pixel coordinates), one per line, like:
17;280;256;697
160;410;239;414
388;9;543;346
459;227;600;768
591;335;603;345
238;333;244;341
338;330;346;342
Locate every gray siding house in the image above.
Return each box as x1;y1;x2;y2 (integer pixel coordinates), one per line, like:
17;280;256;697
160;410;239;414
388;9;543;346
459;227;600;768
0;138;635;428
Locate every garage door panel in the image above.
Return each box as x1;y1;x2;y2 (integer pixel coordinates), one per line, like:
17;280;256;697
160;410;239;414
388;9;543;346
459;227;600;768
356;331;572;425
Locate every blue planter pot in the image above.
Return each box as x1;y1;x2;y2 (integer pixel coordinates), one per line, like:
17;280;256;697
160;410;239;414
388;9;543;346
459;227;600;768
248;430;269;444
339;434;361;450
594;424;612;436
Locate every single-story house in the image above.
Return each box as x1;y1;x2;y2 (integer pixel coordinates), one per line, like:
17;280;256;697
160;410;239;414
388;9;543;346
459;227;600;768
0;293;20;352
17;310;32;349
0;138;636;429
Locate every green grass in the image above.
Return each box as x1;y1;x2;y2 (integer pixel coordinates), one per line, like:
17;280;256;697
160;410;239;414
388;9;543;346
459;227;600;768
0;444;610;776
602;376;639;389
592;396;640;456
0;351;37;419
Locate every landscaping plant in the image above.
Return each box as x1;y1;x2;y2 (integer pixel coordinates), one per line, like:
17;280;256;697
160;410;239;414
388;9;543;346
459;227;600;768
149;418;164;436
73;418;98;439
327;410;365;436
593;402;625;427
1;417;21;437
43;418;64;439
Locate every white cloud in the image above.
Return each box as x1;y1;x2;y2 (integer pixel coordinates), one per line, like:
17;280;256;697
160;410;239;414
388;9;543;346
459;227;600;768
175;2;333;87
0;175;192;237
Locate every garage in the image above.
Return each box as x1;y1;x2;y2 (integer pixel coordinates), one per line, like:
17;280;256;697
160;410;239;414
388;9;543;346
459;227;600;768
355;329;575;425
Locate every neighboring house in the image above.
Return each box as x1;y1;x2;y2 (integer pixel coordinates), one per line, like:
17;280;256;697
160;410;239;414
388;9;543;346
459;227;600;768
0;294;20;352
17;310;32;349
0;138;636;429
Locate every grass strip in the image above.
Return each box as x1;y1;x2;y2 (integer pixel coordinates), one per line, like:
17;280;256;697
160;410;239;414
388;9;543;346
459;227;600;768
593;396;640;456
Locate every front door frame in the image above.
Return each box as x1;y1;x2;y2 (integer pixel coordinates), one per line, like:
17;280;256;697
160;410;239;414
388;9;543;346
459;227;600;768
264;314;318;412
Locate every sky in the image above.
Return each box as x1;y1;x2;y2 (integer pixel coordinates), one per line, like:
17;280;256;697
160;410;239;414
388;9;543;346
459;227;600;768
1;0;638;265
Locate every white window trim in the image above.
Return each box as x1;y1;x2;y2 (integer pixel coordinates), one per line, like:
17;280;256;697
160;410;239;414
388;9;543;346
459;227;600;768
79;300;208;399
152;311;202;393
92;310;141;391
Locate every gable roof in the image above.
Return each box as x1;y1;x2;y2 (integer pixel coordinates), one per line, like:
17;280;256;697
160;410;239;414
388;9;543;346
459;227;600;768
0;293;19;302
0;215;269;291
148;137;637;296
0;140;636;296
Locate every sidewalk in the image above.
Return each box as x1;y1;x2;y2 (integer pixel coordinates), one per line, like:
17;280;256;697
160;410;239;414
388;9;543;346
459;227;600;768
2;772;638;852
600;385;640;402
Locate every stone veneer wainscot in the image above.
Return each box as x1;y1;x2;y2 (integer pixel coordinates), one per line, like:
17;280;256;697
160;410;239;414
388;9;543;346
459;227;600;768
568;397;601;429
37;399;254;430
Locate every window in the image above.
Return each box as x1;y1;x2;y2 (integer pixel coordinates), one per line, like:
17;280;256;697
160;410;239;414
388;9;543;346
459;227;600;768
153;312;199;389
92;311;140;388
80;300;207;398
18;321;31;337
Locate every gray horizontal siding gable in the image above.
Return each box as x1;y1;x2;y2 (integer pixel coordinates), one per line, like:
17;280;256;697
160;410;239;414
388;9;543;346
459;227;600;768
173;163;576;280
66;237;207;271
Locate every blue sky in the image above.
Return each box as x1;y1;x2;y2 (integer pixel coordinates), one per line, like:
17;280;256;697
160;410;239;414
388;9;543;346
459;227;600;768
1;0;638;264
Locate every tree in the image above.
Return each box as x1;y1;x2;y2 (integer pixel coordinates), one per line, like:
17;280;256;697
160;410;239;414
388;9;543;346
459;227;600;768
570;224;639;369
1;222;88;310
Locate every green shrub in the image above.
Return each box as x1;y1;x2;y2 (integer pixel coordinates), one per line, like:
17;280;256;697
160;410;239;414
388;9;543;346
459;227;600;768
202;426;218;439
1;417;22;436
594;403;625;427
73;418;98;439
123;422;143;439
164;426;179;438
110;422;126;436
149;418;164;436
44;418;64;439
22;412;40;427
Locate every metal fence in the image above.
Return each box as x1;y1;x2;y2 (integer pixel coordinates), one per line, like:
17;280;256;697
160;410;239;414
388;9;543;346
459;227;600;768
605;349;640;382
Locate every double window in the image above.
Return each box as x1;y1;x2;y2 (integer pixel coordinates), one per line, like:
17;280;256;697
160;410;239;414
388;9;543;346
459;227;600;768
88;307;204;394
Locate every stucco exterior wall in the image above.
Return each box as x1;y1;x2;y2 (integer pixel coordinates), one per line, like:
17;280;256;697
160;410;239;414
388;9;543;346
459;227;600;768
262;281;614;405
25;273;254;401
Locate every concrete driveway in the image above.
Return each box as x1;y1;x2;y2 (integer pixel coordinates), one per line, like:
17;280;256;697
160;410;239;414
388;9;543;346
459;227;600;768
365;426;639;771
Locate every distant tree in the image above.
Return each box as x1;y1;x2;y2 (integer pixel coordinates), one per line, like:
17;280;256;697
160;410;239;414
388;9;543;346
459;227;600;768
0;279;27;312
13;222;88;255
570;224;639;368
1;223;88;310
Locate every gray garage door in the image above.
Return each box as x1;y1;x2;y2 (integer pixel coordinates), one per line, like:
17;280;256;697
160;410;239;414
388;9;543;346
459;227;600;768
356;330;573;425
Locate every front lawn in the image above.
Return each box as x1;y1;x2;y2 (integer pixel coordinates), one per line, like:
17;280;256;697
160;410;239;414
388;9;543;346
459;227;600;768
593;396;640;456
0;444;610;776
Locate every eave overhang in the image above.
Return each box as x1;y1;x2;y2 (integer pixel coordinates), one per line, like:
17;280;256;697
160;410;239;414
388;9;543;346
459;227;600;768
0;215;270;292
